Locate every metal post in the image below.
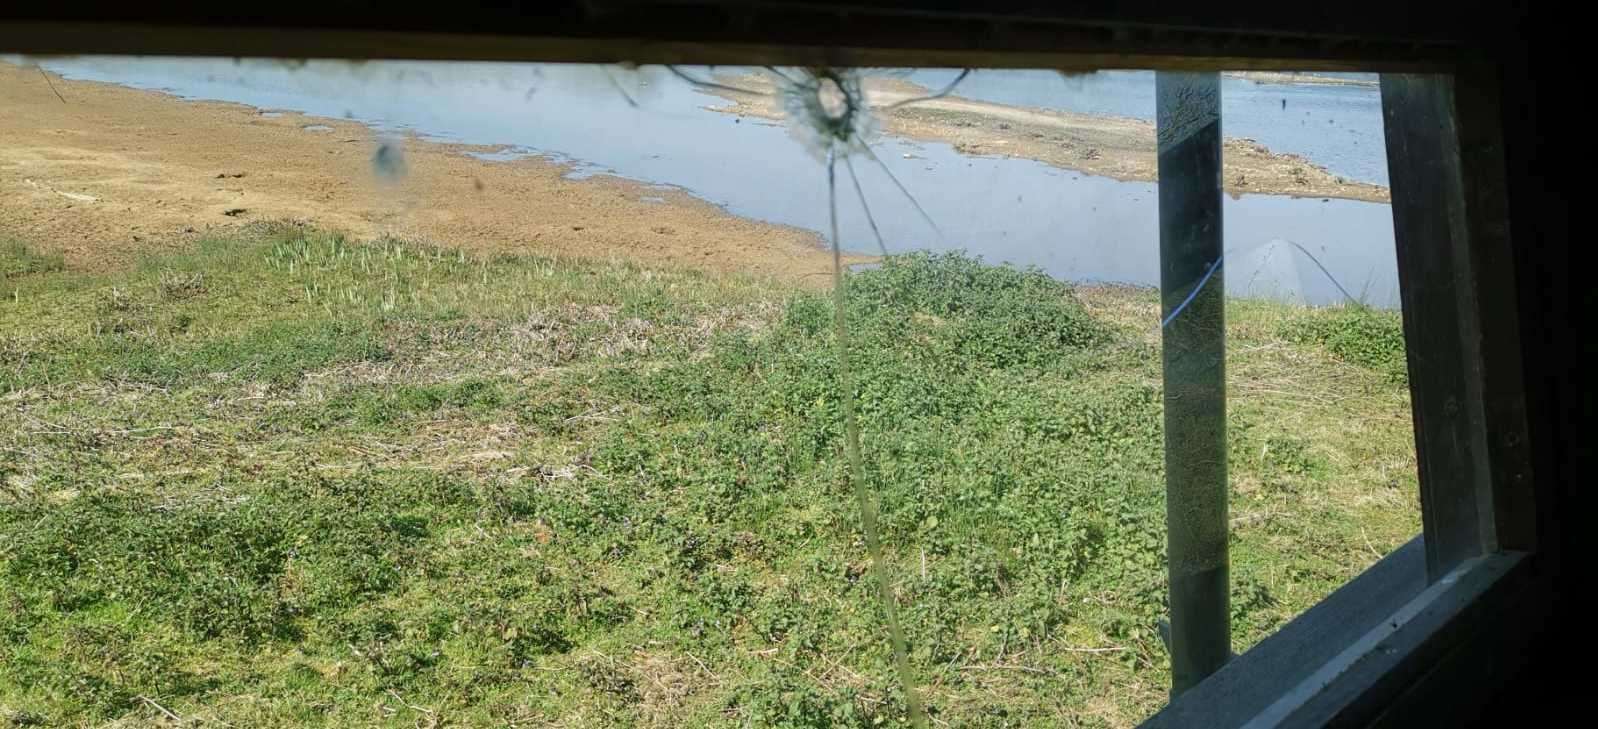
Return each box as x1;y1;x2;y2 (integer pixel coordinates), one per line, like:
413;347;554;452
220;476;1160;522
1155;71;1230;696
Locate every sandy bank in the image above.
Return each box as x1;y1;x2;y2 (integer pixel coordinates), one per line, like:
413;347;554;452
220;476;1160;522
1;62;853;282
702;73;1390;204
1224;71;1379;87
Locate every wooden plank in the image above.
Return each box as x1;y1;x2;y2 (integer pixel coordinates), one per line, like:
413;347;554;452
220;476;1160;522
1380;74;1495;577
1447;62;1536;552
0;20;1453;72
1365;559;1550;728
1269;551;1529;727
1381;70;1536;573
1143;537;1428;727
0;1;1476;46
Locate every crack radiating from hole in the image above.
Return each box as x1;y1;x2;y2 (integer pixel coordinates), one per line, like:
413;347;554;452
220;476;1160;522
883;67;971;110
858;142;944;240
599;66;640;108
843;155;889;256
664;65;761;96
827;146;928;729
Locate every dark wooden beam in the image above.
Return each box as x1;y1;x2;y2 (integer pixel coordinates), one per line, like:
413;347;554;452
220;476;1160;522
1446;62;1536;553
0;0;1474;71
1381;73;1533;578
1382;74;1490;576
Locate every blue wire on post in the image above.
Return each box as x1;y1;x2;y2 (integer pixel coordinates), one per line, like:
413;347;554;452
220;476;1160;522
1162;255;1225;329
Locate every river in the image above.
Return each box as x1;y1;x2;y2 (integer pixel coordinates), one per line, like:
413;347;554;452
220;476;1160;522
34;58;1400;307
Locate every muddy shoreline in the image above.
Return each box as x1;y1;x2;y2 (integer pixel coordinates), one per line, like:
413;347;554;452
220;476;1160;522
1;62;857;282
3;61;1387;288
703;73;1390;204
1224;71;1378;87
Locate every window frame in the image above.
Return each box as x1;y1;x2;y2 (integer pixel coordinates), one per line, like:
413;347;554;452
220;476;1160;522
0;7;1544;727
1145;64;1535;726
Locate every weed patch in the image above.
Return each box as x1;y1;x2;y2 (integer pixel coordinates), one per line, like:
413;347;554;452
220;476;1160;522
0;232;1419;727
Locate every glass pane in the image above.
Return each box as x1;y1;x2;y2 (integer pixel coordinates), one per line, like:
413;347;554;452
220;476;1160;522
1215;70;1419;656
0;58;1417;727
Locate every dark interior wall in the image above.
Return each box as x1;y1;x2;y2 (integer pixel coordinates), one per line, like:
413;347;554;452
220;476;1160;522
1490;3;1577;713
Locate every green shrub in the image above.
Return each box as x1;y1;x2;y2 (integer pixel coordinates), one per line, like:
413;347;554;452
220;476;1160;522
1281;305;1407;382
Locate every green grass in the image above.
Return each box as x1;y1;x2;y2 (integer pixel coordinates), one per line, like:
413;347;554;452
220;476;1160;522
2;241;66;278
0;231;1419;727
1278;305;1408;383
2;240;66;301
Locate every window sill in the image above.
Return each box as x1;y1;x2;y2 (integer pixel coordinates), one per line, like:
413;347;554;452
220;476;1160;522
1143;536;1530;728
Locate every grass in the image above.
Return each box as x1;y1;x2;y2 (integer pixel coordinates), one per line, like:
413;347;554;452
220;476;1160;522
2;241;65;300
1279;305;1409;383
0;229;1418;727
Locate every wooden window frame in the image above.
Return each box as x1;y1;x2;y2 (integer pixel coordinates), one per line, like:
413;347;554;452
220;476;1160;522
1146;64;1535;726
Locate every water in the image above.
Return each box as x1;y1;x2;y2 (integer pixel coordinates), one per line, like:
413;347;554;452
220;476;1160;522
34;57;1398;307
909;69;1389;186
